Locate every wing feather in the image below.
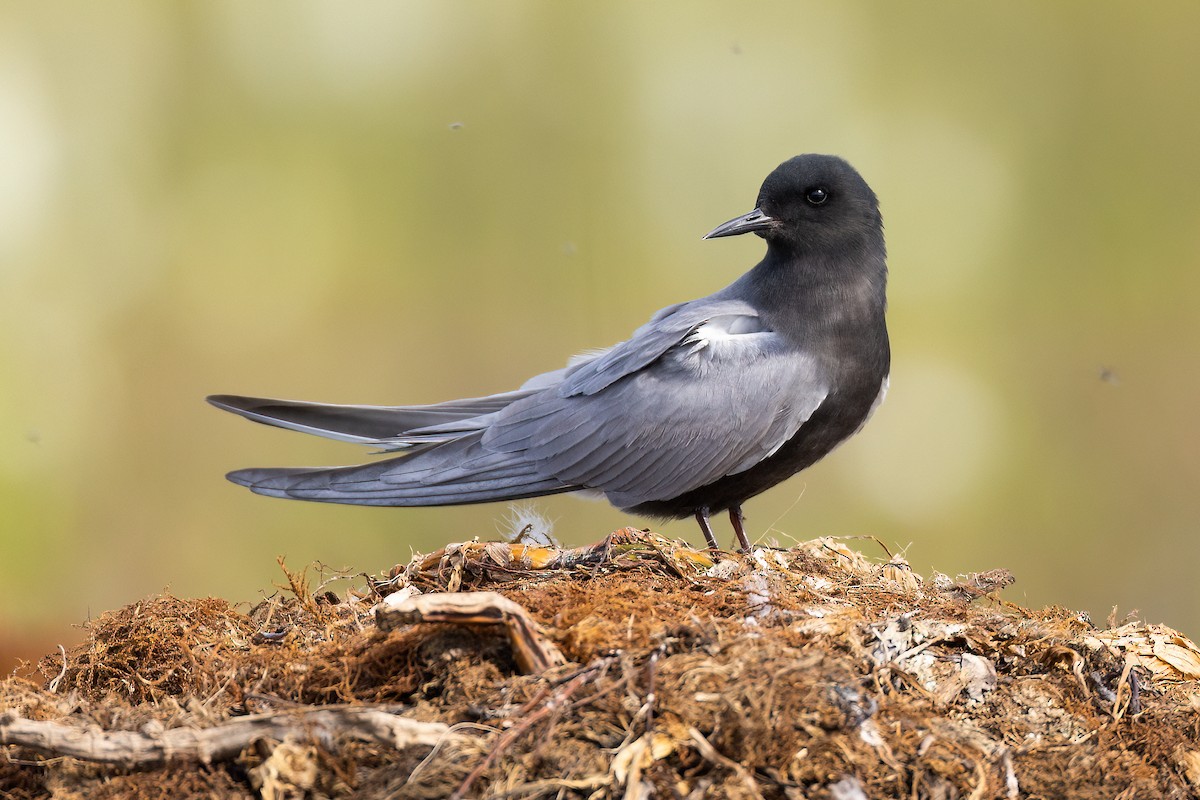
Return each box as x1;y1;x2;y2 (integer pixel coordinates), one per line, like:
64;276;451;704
557;299;762;397
219;297;830;512
485;323;830;509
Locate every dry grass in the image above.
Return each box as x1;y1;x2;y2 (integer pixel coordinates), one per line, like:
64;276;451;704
3;529;1200;799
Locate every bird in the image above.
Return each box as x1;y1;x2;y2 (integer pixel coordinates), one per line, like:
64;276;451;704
208;154;890;553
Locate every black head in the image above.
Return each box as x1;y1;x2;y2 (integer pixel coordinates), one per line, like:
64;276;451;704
705;154;882;254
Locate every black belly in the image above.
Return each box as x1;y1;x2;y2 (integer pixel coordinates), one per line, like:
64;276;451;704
626;374;884;519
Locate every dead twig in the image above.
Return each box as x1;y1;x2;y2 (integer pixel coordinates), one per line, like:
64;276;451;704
450;670;594;800
47;645;68;694
0;707;450;768
375;590;567;675
688;727;765;800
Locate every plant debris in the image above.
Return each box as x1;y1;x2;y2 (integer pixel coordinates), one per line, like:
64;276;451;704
3;528;1200;799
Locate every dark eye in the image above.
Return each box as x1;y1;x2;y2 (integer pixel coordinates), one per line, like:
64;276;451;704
805;188;829;206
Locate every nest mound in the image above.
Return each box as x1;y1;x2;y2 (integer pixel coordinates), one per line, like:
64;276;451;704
4;530;1200;799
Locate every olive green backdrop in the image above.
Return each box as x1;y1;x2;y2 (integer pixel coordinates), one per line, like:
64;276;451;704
3;2;1198;671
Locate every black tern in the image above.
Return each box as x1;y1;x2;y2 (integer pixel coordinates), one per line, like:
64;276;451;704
209;154;890;552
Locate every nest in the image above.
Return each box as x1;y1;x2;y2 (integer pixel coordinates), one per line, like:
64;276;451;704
3;529;1200;799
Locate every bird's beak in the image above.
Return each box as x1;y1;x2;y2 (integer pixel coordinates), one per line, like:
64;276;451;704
703;208;776;239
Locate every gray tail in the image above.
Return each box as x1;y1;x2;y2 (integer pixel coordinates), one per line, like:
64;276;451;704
225;435;577;507
207;392;532;445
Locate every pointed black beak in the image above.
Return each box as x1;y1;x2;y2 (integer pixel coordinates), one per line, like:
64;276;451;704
703;208;776;239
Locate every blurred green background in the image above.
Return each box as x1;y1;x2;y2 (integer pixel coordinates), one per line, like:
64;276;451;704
2;2;1199;673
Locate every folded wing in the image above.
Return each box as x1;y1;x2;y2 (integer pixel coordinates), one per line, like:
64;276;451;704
216;298;830;511
484;315;829;509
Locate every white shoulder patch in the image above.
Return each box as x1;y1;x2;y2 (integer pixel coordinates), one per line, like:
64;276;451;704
683;314;770;354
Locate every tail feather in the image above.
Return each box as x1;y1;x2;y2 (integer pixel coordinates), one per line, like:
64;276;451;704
207;392;532;444
226;436;576;506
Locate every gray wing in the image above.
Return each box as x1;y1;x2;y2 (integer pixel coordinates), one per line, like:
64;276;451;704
219;298;828;510
476;308;831;509
348;299;761;449
207;392;535;445
227;434;574;505
210;299;747;445
557;299;762;396
206;347;606;447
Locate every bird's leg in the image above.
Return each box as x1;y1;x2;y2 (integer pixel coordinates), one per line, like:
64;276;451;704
694;507;719;550
729;506;752;553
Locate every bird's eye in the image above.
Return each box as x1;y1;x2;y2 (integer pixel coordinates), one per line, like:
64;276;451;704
805;188;829;206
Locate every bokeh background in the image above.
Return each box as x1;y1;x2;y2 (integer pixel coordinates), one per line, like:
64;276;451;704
3;2;1199;673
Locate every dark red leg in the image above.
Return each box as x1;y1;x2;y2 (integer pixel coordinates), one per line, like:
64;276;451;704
694;507;719;550
729;506;752;553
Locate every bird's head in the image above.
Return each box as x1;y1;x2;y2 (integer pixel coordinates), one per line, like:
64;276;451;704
704;154;882;255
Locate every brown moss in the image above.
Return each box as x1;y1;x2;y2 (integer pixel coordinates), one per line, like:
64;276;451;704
3;533;1200;799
